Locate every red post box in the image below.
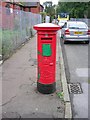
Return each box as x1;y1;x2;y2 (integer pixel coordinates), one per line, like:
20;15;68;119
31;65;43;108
34;23;60;94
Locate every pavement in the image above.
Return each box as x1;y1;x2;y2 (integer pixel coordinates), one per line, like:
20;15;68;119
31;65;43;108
0;33;72;119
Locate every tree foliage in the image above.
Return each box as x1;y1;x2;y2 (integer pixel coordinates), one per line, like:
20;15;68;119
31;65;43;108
45;5;55;16
40;12;46;23
44;4;56;22
56;2;90;18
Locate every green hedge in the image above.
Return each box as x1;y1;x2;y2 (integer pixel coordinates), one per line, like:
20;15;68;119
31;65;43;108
2;30;24;59
2;30;14;59
1;28;30;60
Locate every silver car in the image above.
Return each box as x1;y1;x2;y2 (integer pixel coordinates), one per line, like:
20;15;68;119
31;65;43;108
58;20;67;27
61;21;90;44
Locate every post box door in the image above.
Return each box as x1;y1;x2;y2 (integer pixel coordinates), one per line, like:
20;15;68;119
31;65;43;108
38;34;56;84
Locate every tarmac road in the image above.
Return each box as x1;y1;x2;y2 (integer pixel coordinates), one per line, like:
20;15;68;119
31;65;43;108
60;38;89;118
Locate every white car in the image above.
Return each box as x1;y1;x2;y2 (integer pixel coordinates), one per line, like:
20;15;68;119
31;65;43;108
58;20;67;27
61;21;90;44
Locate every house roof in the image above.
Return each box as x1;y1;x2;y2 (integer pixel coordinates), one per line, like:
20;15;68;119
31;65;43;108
23;2;38;7
15;0;40;2
24;0;40;2
5;0;42;7
40;4;44;8
6;0;40;2
6;1;40;7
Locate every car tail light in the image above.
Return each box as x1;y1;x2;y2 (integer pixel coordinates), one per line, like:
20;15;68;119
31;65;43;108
65;29;70;35
87;30;90;35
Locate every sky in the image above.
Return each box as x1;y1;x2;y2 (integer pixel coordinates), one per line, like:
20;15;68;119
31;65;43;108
40;0;59;5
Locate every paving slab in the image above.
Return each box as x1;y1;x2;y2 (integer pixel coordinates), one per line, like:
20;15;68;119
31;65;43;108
2;35;65;118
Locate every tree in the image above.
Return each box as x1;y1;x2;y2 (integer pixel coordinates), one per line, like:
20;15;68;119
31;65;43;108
40;12;46;23
56;2;90;18
44;4;56;22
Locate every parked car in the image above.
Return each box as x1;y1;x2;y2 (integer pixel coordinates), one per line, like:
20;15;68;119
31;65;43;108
58;20;67;27
61;21;90;44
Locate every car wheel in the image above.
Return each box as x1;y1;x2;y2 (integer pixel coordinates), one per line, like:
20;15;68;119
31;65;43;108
85;41;89;44
63;39;67;44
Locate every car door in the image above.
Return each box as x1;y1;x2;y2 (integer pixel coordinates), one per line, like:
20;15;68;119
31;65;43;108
61;22;67;38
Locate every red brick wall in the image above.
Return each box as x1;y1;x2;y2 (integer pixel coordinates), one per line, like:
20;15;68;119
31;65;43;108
0;1;2;7
31;7;40;14
0;1;41;29
30;2;40;14
1;2;21;10
0;2;41;13
1;2;13;9
24;7;29;12
13;4;21;10
0;2;14;29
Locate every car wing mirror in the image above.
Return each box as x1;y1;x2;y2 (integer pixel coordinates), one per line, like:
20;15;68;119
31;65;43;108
61;26;64;29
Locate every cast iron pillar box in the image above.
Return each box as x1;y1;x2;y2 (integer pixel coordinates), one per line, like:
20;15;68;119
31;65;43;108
34;23;60;94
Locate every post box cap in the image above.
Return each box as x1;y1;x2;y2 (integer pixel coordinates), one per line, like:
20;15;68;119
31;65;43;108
33;23;60;31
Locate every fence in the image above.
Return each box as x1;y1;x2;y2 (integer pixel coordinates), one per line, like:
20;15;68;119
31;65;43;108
0;6;42;60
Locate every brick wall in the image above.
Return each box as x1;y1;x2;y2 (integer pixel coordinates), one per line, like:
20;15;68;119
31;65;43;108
31;7;40;14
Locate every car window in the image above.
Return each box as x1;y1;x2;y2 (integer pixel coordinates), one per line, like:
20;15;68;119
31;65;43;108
77;23;88;29
68;22;87;29
68;23;79;29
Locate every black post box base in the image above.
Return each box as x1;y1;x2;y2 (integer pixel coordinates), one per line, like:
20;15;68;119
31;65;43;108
37;82;56;94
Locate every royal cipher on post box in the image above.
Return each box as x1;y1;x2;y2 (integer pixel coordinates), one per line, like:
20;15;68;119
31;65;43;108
34;23;60;94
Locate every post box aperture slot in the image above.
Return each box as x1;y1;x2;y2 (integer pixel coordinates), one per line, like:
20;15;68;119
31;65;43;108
42;44;52;56
41;38;52;40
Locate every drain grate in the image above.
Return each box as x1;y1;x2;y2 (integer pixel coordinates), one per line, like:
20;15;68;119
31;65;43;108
68;83;83;94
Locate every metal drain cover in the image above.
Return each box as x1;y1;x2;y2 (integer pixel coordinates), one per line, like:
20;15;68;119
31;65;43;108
68;83;83;94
